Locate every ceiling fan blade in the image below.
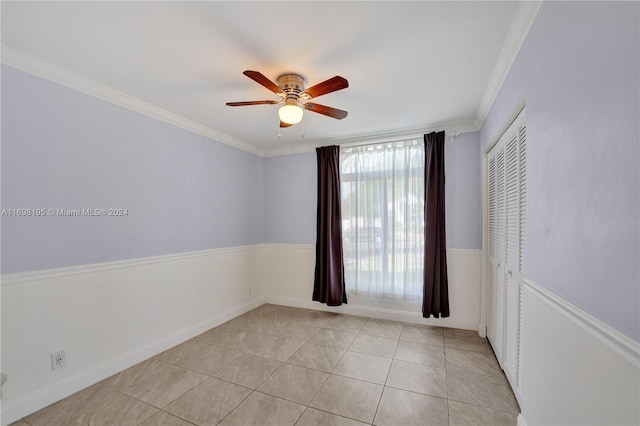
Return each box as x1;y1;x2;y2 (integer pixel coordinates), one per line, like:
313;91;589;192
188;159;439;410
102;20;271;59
304;103;348;119
243;70;284;96
302;76;348;99
226;100;279;106
280;121;293;128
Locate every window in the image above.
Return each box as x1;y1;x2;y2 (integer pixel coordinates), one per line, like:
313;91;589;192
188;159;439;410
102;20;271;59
341;139;425;300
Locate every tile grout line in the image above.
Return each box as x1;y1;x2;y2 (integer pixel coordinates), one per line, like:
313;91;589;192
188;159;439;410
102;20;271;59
444;341;451;425
218;313;337;426
19;304;518;425
370;322;405;425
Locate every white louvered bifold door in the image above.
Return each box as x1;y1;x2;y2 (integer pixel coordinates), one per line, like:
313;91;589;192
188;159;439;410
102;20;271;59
486;108;526;390
518;125;527;273
493;146;506;364
487;155;498;347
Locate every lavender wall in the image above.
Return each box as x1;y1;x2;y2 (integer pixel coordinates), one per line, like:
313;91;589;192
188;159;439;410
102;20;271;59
263;153;317;244
1;65;265;273
263;133;482;250
445;132;482;249
2;64;482;278
480;1;639;340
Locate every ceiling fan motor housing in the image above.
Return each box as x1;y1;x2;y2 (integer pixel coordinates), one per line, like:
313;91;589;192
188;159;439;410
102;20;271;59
277;73;307;102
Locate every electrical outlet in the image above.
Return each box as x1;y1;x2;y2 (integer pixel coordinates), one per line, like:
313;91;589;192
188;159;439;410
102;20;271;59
51;351;66;370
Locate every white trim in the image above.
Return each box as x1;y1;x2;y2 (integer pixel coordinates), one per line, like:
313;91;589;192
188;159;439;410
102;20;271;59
1;244;264;286
0;243;483;423
261;142;322;158
262;121;481;158
0;46;264;158
259;243;315;251
1;46;480;159
265;296;478;331
479;148;489;339
258;244;480;256
523;278;640;368
332;121;480;148
516;413;528;426
263;244;482;331
484;102;527;155
259;243;481;257
2;0;541;161
0;296;265;425
476;1;542;127
0;245;481;287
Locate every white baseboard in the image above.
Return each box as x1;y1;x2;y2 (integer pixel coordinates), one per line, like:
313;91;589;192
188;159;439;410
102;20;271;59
264;245;483;332
266;296;478;330
477;323;487;338
0;245;268;425
0;243;488;425
516;413;528;426
0;297;264;425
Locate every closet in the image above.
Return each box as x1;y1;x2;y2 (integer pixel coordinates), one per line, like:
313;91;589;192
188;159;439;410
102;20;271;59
486;108;526;394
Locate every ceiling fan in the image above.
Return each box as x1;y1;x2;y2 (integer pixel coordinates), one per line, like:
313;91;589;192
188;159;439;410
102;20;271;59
226;70;349;127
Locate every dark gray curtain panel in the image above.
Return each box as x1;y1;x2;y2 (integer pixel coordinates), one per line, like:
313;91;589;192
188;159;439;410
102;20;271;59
313;145;347;306
423;131;450;318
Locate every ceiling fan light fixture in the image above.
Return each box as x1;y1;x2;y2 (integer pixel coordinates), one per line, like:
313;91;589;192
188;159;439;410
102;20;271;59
228;70;348;126
279;98;303;124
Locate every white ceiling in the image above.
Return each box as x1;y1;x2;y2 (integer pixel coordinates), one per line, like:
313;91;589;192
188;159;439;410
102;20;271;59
1;1;535;157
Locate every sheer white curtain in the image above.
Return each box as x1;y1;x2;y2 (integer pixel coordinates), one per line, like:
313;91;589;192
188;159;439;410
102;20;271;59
340;140;425;300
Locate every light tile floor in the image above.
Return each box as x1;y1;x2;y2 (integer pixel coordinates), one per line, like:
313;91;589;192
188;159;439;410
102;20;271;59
14;304;519;426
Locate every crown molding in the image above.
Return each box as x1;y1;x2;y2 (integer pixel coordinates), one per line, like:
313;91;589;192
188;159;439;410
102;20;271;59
2;46;478;160
262;120;480;158
2;0;538;162
1;46;265;157
475;1;542;128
